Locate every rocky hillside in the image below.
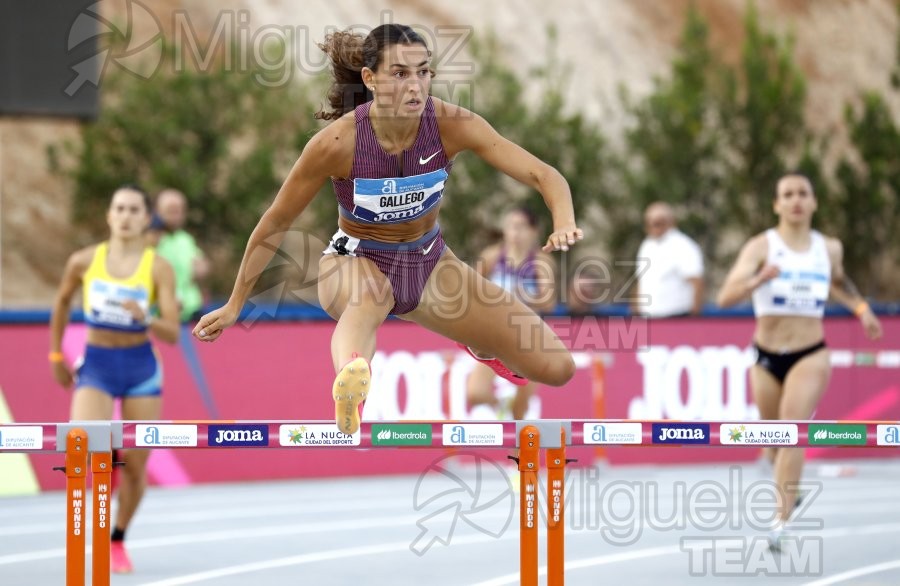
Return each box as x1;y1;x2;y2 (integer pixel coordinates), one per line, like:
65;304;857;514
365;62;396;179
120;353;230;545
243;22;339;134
2;0;897;305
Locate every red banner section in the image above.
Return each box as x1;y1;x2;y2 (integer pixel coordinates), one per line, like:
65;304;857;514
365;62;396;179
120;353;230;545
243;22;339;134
595;317;900;465
1;316;897;490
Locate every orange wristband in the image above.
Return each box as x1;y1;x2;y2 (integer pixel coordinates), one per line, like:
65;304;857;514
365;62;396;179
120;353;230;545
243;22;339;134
48;351;64;363
853;301;870;317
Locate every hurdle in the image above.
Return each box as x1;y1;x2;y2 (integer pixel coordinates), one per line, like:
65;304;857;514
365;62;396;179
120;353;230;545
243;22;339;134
51;421;123;586
1;418;898;585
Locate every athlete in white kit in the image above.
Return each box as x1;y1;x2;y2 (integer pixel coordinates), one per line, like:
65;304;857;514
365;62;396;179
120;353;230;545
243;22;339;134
717;173;882;550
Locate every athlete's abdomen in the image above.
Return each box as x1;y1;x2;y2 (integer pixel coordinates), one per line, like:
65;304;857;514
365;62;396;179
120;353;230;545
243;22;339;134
754;315;826;352
86;327;150;349
337;204;441;243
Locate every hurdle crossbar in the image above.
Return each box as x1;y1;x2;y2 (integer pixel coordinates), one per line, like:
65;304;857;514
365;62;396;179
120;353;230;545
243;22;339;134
2;418;898;585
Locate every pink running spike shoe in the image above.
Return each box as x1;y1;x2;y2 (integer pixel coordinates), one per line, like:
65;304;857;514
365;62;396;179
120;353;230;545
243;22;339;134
456;343;529;386
110;541;133;574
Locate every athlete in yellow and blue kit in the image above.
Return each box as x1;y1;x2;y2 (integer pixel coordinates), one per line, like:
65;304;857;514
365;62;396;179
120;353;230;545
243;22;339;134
49;185;179;573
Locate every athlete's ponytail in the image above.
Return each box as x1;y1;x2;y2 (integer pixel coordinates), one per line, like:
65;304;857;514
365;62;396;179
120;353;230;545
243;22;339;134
316;31;368;121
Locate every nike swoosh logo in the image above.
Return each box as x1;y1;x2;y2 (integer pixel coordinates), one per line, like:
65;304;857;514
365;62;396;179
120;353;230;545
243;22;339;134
419;151;440;165
422;239;437;255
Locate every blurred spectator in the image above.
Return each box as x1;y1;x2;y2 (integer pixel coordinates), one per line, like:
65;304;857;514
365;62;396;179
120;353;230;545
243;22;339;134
145;213;166;247
566;264;607;315
634;202;704;317
466;206;555;420
153;189;210;322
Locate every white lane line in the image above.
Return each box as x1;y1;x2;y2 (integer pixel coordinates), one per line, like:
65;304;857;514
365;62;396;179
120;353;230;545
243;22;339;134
471;545;683;586
7;493;900;539
3;479;898;525
5;511;900;582
3;475;898;520
472;521;900;586
0;490;419;519
0;496;417;536
0;508;513;566
0;480;438;518
140;533;518;586
803;560;900;585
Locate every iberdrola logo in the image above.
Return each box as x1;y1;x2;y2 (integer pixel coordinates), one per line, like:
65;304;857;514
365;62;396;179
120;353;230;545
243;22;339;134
728;425;746;442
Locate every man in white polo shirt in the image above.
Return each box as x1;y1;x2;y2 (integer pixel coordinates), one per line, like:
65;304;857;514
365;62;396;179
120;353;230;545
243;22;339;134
634;202;704;317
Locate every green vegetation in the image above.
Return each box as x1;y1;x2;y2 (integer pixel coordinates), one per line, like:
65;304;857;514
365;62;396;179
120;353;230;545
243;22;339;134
54;4;900;301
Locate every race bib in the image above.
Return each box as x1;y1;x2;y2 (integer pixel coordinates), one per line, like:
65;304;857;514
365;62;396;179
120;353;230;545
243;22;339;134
770;271;829;310
352;168;448;223
87;280;150;328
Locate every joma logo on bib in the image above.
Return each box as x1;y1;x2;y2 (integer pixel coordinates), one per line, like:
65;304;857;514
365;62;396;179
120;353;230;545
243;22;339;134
373;203;425;222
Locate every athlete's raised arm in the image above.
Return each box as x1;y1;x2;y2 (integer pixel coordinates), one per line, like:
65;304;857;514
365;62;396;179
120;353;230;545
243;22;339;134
435;100;583;253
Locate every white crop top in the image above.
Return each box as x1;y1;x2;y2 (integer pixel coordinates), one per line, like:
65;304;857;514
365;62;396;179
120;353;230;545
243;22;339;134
752;229;831;318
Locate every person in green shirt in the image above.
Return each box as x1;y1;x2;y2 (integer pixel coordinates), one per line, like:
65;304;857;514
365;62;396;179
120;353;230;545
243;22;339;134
152;189;210;322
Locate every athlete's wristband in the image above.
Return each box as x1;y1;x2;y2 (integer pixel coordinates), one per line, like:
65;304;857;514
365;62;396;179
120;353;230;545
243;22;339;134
853;301;871;318
48;351;64;363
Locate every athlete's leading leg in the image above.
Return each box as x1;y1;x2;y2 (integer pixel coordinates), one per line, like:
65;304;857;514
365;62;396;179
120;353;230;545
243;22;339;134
318;254;394;433
319;254;394;369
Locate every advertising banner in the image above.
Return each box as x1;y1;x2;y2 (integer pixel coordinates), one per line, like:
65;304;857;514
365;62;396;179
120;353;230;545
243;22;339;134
1;316;896;491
